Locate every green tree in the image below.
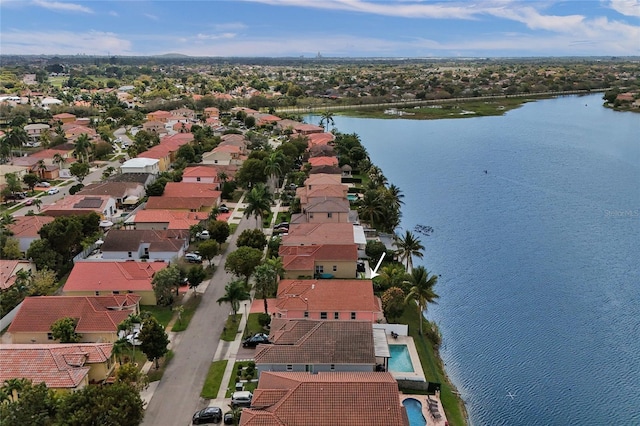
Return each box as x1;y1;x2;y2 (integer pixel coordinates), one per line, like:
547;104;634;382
0;380;57;425
4;172;22;196
22;173;39;191
151;265;181;306
224;246;263;283
55;382;144;426
50;317;82;343
28;268;58;296
243;183;272;228
36;159;47;180
217;280;251;316
26;239;63;273
253;263;276;314
52;153;66;170
404;266;439;335
357;189;385;229
115;362;149;392
319;110;334;132
236;228;267;250
263;151;286;193
394;230;425;271
32;198;43;212
365;240;387;265
73;133;92;163
381;286;406;323
112;337;129;366
197;239;219;266
176;144;197;163
186;265;207;294
138;316;170;369
69;162;90;183
235;158;267;188
2;237;21;260
207;220;230;244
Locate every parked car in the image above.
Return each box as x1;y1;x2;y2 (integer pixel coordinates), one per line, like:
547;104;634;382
273;222;289;230
223;412;234;425
24;199;34;206
218;204;229;213
198;230;210;240
185;253;203;263
230;391;253;408
47;188;60;195
192;407;222;424
242;333;271;348
38;181;51;187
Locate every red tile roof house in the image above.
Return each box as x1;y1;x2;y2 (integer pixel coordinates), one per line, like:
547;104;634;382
280;222;358;246
202;144;246;166
182;165;228;188
77;181;145;209
279;244;358;279
41;194;117;219
51;112;76;124
304;173;342;189
296;183;348;206
146;110;173;123
144;181;222;212
306;132;335;148
239;371;409;426
142;120;168;135
203;107;220;119
63;261;166;305
308;156;339;169
131;209;209;231
274;279;383;322
0;343;115;392
0;259;36;291
298;197;351;224
7;215;54;253
100;229;188;262
7;294;141;344
254;319;376;375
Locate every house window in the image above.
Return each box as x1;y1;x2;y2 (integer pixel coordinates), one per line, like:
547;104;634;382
128;252;132;258
214;160;218;164
47;333;53;340
113;291;120;295
286;365;293;371
334;312;339;320
305;365;313;373
327;212;332;218
196;177;201;182
304;311;309;318
351;312;357;320
309;213;314;218
332;265;337;272
95;291;100;296
330;364;335;371
320;312;327;319
315;265;324;275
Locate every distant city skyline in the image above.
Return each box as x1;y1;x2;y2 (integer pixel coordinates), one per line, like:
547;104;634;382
1;0;639;57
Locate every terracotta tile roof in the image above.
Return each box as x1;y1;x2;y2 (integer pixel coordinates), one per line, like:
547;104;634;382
28;148;73;159
0;343;113;389
304;173;342;187
101;229;187;252
132;210;208;230
0;260;33;291
240;372;407;426
279;245;357;271
304;197;350;214
7;215;54;238
255;320;375;365
162;182;221;198
296;184;346;204
145;196;215;211
52;113;76;120
309;165;342;175
63;261;166;293
306;132;335;147
183;165;221;178
308;156;338;167
213;144;241;154
41;194;112;216
281;223;356;246
8;294;140;334
78;182;142;197
275;279;378;314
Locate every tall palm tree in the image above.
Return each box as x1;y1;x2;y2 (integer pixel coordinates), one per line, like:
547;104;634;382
217;280;251;317
3;378;28;402
404;266;439;335
52;153;65;171
319;111;335;132
112;337;129;366
36;159;47;180
253;263;277;314
244;183;272;228
73;133;92;163
263;151;285;193
385;184;405;210
394;230;425;271
32;198;43;212
5;127;28;157
357;190;385;228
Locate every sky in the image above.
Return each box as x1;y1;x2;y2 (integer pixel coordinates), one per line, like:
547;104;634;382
0;0;639;57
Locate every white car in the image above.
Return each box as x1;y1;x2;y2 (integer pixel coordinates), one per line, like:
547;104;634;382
197;230;210;240
39;182;51;187
185;252;203;263
47;188;60;195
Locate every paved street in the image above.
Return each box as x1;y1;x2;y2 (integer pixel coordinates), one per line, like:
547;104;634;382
141;210;255;426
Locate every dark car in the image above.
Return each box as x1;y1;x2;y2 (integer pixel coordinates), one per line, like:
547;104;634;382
242;333;271;348
223;412;235;425
192;407;222;424
218;204;230;213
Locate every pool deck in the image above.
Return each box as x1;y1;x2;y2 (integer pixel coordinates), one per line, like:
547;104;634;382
388;335;426;382
401;393;448;426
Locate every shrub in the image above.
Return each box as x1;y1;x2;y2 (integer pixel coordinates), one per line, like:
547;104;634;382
257;313;271;328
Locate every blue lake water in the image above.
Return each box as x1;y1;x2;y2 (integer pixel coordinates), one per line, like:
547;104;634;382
307;94;640;425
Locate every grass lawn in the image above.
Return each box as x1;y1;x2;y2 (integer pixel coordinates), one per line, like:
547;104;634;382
398;307;467;426
243;313;268;338
228;224;238;235
221;314;242;341
201;360;228;399
224;361;259;398
171;296;201;332
140;305;174;328
147;350;174;382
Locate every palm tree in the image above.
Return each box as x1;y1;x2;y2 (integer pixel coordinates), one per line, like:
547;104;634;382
5;127;28;157
357;190;385;228
217;280;251;317
263;151;286;193
32;198;43;212
404;266;439;335
394;230;425;271
73;133;92;163
52;152;66;171
385;184;404;210
3;378;28;402
112;337;129;366
244;183;272;228
36;159;47;180
319;111;335;132
253;263;277;314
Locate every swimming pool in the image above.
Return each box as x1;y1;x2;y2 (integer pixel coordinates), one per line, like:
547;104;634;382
403;398;427;426
347;194;358;201
388;344;414;372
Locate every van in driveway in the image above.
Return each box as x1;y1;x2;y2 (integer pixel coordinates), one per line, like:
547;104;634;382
230;391;252;407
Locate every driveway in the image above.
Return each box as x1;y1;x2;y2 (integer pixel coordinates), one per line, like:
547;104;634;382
141;215;255;426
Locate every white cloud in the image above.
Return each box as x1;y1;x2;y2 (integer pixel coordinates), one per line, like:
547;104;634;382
608;0;640;17
32;0;93;13
214;22;247;31
0;30;132;55
196;32;237;40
